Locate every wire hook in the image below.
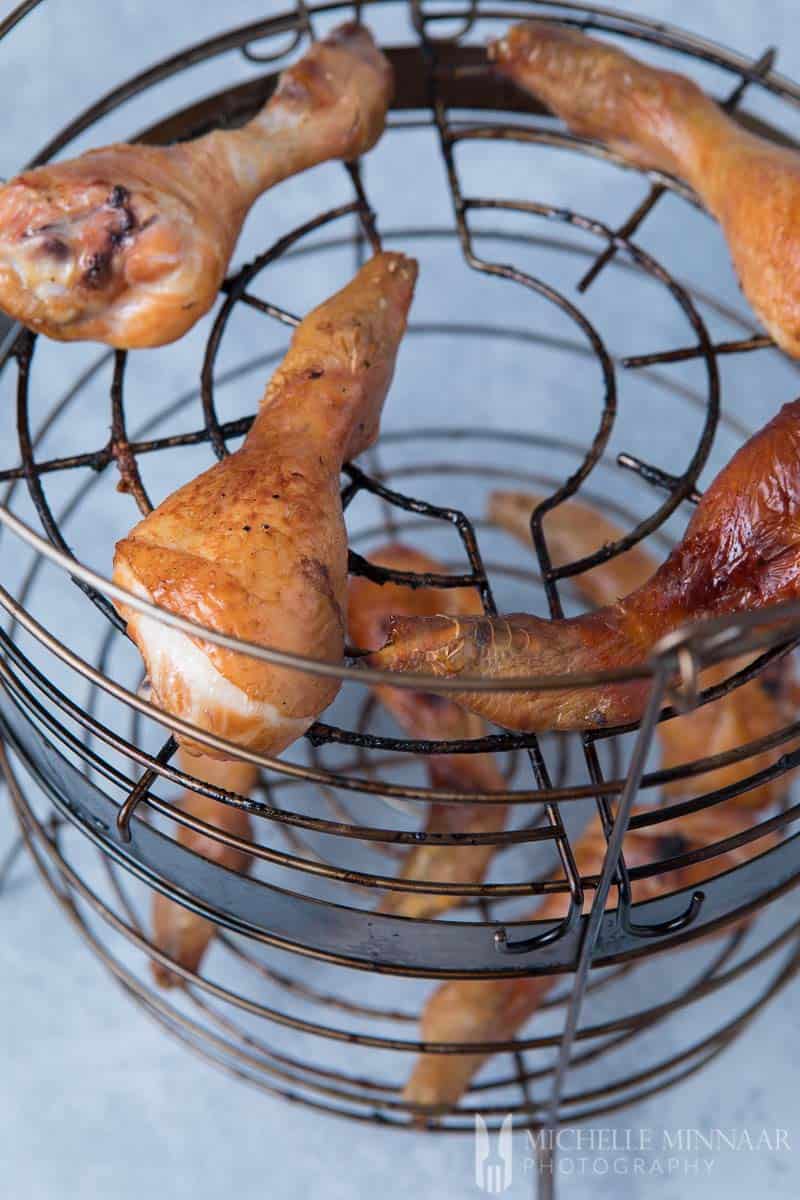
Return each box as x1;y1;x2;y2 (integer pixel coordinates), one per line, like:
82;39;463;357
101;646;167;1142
493;893;582;956
410;0;479;45
241;0;315;64
241;27;305;66
116;735;177;843
617;887;705;939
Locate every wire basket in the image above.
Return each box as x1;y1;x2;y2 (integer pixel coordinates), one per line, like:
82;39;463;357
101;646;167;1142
2;3;800;1193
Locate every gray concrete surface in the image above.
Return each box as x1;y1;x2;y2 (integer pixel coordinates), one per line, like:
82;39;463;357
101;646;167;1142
1;2;800;1197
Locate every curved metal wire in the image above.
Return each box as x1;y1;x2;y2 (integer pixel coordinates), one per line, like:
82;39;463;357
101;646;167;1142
2;0;800;1160
5;742;800;1132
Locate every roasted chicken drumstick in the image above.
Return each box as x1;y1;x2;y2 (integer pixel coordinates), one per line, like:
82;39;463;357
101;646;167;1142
348;543;507;919
370;402;800;734
489;490;798;811
151;750;257;988
0;24;392;348
405;806;770;1111
490;21;800;357
114;252;417;757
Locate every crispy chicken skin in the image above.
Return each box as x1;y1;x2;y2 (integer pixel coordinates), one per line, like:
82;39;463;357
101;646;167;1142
370;402;800;734
405;807;769;1111
490;21;800;357
489;490;798;810
114;252;417;758
0;24;392;348
151;751;257;988
348;544;507;918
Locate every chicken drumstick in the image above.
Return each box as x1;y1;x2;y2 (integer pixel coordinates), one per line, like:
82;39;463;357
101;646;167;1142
348;543;507;919
114;252;417;758
370;401;800;733
489;489;798;811
490;21;800;356
151;750;257;988
0;24;392;348
405;806;770;1111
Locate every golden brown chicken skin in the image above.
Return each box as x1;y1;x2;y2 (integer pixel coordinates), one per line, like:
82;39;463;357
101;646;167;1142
0;24;392;348
370;401;800;735
405;806;770;1111
151;751;257;988
489;490;798;810
114;252;417;758
490;21;800;357
348;543;507;918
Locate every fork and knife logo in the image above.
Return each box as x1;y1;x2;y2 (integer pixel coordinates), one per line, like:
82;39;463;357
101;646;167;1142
475;1114;514;1194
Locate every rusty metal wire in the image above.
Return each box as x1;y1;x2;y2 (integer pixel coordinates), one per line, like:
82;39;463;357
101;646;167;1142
2;1;800;1178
